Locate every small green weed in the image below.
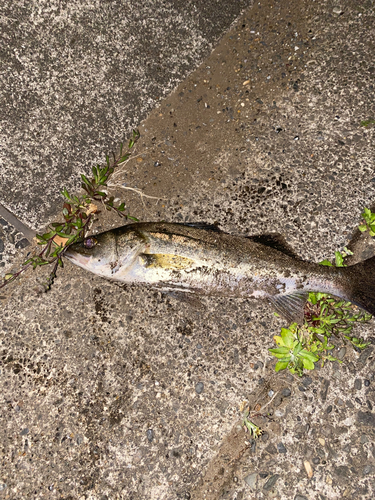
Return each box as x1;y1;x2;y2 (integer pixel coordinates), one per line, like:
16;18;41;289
241;407;263;439
1;130;140;290
269;294;371;376
360;119;375;128
270;322;319;376
358;207;375;237
319;247;353;267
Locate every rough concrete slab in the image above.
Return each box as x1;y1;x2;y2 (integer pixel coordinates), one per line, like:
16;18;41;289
0;0;252;267
1;0;375;499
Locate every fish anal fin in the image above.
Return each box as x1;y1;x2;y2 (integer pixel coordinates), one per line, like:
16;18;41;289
246;234;301;260
269;291;308;324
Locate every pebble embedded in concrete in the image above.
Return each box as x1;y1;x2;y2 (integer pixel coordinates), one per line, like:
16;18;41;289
195;382;204;394
244;472;257;489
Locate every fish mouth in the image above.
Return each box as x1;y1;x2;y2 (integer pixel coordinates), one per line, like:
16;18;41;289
64;249;91;268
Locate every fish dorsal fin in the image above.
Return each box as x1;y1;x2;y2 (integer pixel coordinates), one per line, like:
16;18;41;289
176;222;222;233
268;291;308;324
246;234;301;259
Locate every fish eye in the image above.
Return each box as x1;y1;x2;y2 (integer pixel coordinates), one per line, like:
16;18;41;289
83;237;97;249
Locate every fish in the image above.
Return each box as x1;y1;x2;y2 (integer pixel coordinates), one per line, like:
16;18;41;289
64;222;375;323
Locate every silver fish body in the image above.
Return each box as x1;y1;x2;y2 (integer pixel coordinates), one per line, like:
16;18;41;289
64;222;375;322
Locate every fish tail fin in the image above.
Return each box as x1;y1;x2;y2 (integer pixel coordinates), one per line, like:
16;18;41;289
345;255;375;316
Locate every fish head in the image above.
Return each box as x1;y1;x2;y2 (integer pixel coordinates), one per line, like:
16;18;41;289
64;231;118;277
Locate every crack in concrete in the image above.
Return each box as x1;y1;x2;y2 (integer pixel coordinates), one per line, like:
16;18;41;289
190;423;250;500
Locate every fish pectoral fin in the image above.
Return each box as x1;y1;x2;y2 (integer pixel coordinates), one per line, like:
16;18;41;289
246;234;301;260
269;291;308;324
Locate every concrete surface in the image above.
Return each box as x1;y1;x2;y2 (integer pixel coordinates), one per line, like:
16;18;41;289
1;0;375;499
0;0;252;268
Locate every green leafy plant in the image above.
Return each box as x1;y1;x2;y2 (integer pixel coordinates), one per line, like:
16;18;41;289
270;293;371;377
0;130;140;291
305;292;371;350
319;247;353;267
241;407;263;439
269;323;319;376
358;207;375;237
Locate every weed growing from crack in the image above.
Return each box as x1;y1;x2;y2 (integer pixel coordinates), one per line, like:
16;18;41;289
242;408;263;439
239;401;263;439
